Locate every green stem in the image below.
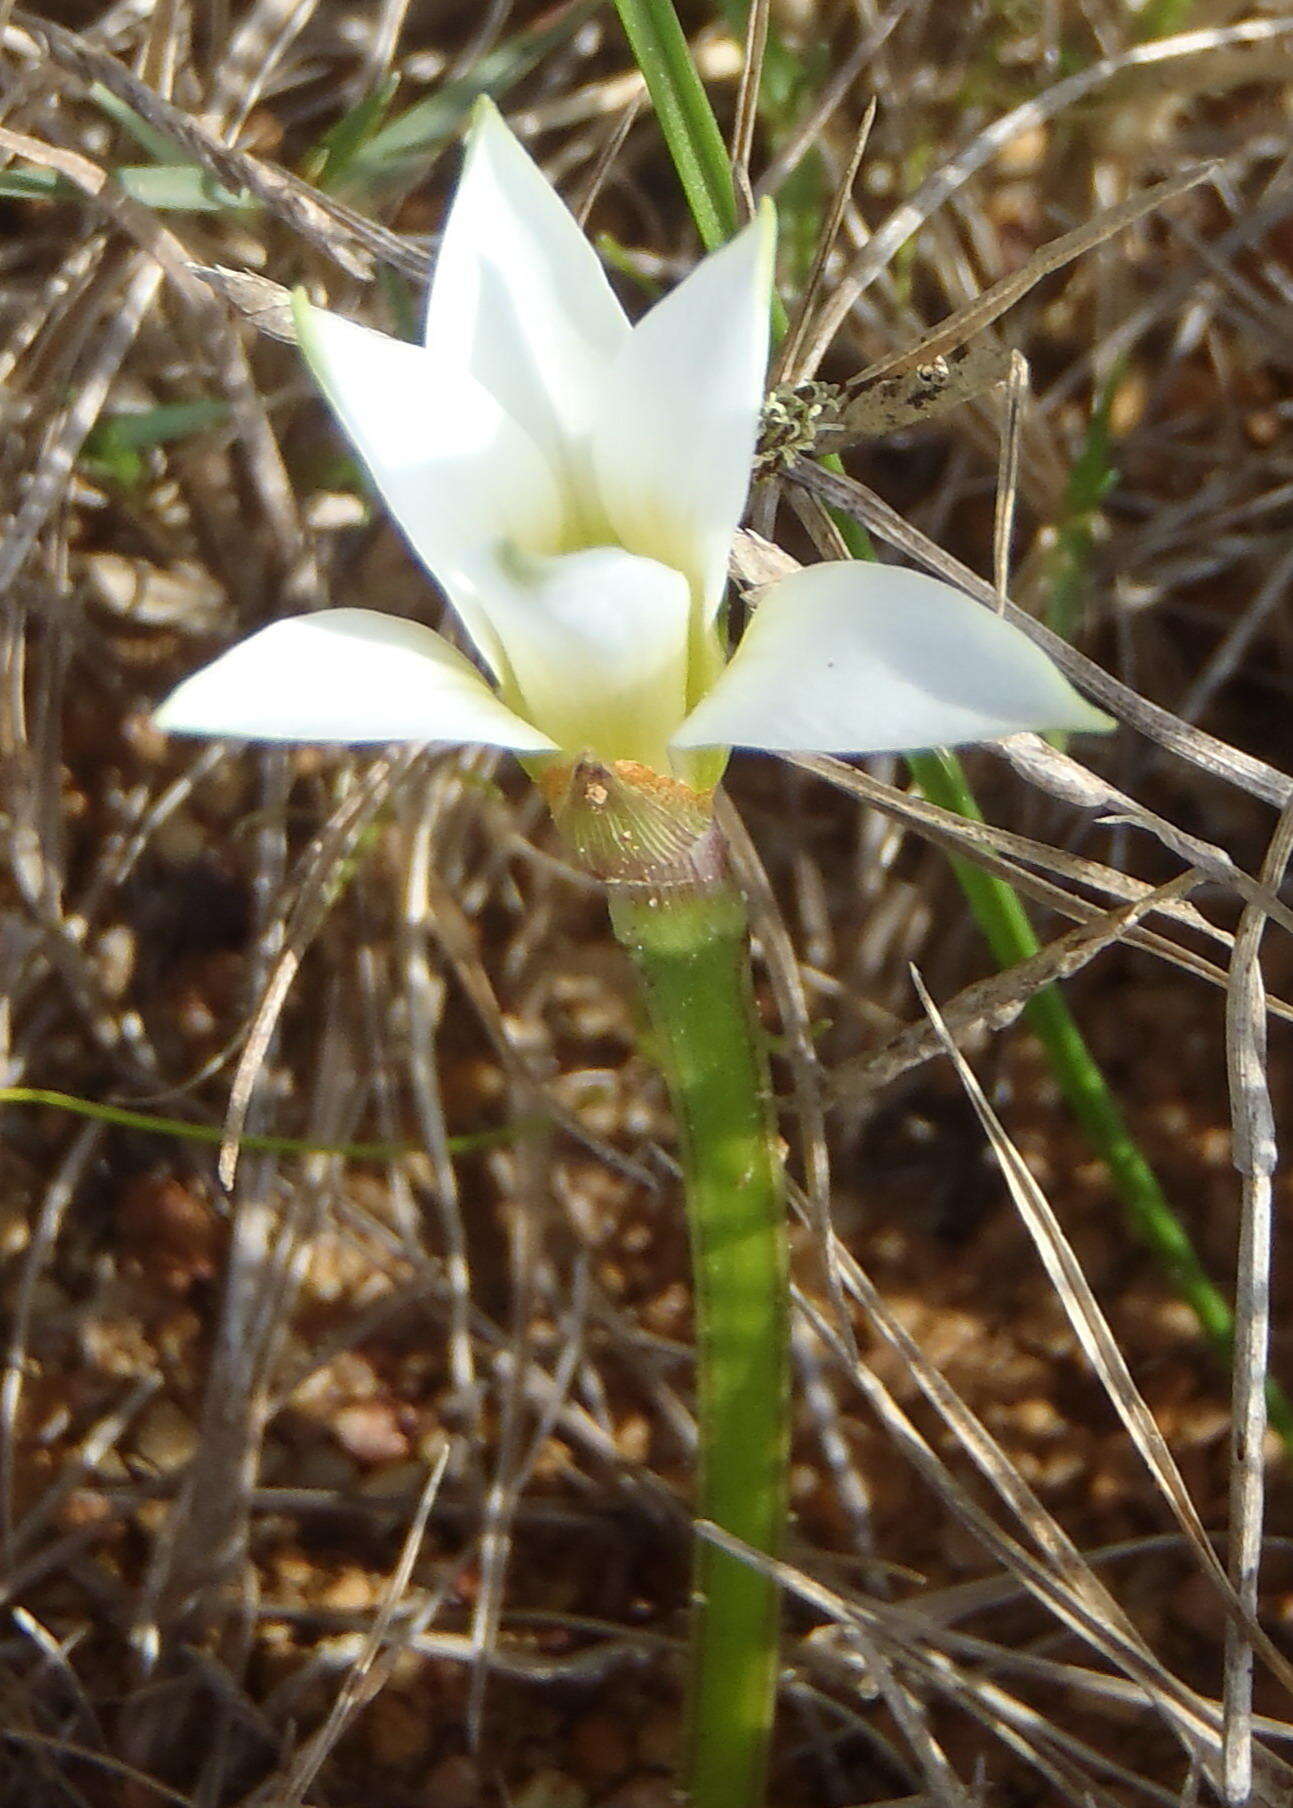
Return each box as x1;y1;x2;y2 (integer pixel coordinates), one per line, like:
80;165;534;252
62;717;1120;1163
611;880;787;1808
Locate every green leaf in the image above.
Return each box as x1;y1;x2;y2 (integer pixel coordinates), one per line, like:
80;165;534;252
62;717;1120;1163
303;73;401;188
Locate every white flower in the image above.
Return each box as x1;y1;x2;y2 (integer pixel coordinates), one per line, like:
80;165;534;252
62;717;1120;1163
155;101;1109;784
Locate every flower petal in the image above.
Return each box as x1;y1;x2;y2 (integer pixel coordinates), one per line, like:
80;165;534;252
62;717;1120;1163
590;203;775;616
473;545;691;768
672;562;1114;753
294;295;565;674
425;99;630;468
154;609;557;750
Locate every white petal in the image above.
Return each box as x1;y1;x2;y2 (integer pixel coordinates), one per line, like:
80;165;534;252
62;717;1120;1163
474;545;691;768
154;609;557;750
672;563;1114;753
425;100;630;467
294;295;565;674
590;204;775;616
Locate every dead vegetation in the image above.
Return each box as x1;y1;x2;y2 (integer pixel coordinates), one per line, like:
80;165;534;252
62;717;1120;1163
2;1;1293;1804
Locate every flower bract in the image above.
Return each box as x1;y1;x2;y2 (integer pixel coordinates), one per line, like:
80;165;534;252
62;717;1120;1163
155;100;1111;787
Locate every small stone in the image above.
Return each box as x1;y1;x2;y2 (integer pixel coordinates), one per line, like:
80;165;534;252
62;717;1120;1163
132;1398;198;1472
614;1413;650;1463
319;1566;379;1613
1245;409;1280;448
333;1399;410;1467
116;1172;223;1294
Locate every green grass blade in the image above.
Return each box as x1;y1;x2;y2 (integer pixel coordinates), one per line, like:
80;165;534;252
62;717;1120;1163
0;1086;539;1163
909;764;1293;1446
1044;369;1121;645
87;399;230;452
89;81;187;162
117;163;252;211
0;163;250;211
304;73;401;189
611;0;737;251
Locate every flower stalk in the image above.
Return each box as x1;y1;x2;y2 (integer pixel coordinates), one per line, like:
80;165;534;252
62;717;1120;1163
550;757;787;1803
610;866;786;1808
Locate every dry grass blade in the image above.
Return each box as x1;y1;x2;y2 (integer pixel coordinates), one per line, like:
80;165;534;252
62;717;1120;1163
729;0;769;220
840;163;1214;402
829;341;1013;439
201;0;323;137
5;1378;161;1580
799;17;1293;371
0;1124;103;1548
0;1725;201;1807
909;973;1293;1709
992;738;1293;937
774;96;876;387
0;256;163;598
792;1221;1293;1796
717;795;847;1349
187;265;298;340
705;1341;1284;1796
753;4;904;208
12;13;425;279
782;748;1227;948
219;754;412;1188
398;778;478;1418
704;1525;975;1808
268;1443;451;1808
467;1090;549;1747
1222;800;1293;1805
790;1320;874;1557
789;1234;1148;1656
832;873;1201;1102
783;748;1293;1033
574;87;645;228
1179;539;1293;730
993;350;1028;610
